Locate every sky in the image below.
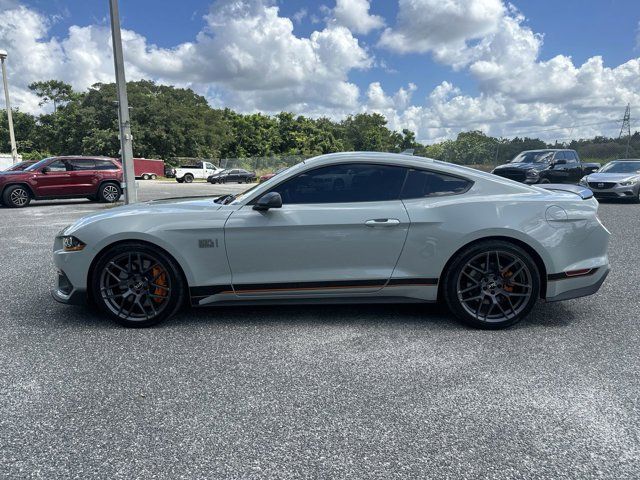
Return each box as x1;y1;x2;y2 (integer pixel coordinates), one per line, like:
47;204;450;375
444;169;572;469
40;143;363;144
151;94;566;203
0;0;639;143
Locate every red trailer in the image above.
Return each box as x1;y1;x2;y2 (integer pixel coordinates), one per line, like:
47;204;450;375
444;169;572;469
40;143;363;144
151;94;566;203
133;158;165;180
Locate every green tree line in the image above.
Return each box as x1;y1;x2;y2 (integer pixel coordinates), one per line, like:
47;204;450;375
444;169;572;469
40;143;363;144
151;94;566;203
0;80;637;166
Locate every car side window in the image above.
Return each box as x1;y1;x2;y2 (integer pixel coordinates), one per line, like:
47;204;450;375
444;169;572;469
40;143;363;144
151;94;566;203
401;169;472;199
566;151;578;163
68;159;96;171
46;160;69;172
268;163;407;204
94;160;118;170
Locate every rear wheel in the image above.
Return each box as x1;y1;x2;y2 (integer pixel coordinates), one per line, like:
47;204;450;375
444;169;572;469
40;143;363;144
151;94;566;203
2;185;31;208
141;174;150;180
97;182;121;203
443;240;540;329
150;174;157;180
184;174;194;183
91;242;185;327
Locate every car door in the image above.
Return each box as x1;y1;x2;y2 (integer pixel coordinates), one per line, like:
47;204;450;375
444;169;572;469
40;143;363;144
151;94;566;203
31;159;73;197
67;158;98;195
224;163;411;296
565;151;582;183
549;152;570;183
227;169;239;183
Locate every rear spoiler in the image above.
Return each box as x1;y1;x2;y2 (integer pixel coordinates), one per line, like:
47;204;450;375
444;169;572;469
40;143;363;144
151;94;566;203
539;184;593;200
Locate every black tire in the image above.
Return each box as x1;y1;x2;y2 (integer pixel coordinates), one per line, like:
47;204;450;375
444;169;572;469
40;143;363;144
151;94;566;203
142;174;150;180
539;178;551;184
91;242;186;327
176;178;185;183
2;185;31;208
184;174;194;184
150;174;157;180
442;240;540;329
97;182;122;203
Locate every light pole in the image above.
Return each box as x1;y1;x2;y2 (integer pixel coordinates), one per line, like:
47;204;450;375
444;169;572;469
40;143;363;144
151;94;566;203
108;0;137;204
0;49;18;164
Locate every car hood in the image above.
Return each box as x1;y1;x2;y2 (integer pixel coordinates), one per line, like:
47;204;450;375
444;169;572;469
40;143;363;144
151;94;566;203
586;173;640;183
0;170;29;176
64;196;225;235
494;162;545;171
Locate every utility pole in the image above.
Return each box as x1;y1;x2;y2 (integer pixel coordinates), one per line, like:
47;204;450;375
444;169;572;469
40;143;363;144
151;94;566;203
108;0;137;203
0;50;18;164
619;104;631;158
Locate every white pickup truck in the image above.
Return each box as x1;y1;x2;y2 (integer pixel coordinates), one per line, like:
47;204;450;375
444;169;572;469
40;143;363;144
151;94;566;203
174;161;222;183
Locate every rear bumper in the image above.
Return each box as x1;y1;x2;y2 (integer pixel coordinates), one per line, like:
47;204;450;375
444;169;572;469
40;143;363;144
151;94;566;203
545;267;609;302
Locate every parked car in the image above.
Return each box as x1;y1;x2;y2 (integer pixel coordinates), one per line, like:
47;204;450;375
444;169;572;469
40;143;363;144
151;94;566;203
3;161;36;171
52;152;609;329
259;167;288;183
174;161;221;183
0;156;122;208
579;159;640;202
208;168;256;184
492;149;600;184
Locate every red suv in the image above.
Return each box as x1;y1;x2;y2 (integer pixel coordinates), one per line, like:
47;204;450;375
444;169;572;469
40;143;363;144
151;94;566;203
0;156;123;208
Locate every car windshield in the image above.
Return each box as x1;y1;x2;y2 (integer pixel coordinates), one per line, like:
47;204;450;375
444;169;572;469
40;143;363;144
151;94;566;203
24;158;52;171
599;161;640;174
510;151;554;164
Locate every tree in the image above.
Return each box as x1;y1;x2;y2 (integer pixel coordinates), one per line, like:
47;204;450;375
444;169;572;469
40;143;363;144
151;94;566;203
28;80;74;112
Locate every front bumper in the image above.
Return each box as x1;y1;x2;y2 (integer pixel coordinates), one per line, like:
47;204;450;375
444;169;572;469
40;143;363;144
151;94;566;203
51;270;87;305
545;267;609;302
589;184;638;199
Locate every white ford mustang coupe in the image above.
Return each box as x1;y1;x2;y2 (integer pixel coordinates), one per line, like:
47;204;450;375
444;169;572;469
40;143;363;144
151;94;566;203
52;152;610;329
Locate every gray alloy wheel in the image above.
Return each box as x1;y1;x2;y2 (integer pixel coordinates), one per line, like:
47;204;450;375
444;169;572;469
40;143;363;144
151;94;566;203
456;250;533;323
443;240;540;329
3;185;31;208
98;183;121;203
92;243;185;327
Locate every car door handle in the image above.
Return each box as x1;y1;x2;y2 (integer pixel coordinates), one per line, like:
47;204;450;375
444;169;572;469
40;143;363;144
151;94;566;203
365;218;401;227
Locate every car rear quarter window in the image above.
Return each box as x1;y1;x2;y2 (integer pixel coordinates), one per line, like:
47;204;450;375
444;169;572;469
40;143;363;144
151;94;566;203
94;159;119;170
401;169;472;199
269;163;407;204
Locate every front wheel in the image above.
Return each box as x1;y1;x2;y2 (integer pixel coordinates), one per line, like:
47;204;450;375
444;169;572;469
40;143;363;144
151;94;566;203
442;240;540;329
91;242;186;327
2;185;31;208
539;178;551;184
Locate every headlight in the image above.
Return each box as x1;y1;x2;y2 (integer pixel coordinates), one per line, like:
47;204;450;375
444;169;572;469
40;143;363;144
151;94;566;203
619;180;637;186
525;170;539;177
62;236;86;252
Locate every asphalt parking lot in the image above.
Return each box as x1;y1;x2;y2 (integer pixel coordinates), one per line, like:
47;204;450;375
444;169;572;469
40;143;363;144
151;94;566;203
1;181;639;479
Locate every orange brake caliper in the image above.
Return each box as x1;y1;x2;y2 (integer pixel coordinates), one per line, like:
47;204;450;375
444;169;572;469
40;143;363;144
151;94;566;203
151;266;168;303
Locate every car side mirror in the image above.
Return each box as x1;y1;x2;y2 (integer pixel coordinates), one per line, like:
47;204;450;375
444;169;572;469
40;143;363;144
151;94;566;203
41;167;50;174
554;159;567;166
253;192;282;211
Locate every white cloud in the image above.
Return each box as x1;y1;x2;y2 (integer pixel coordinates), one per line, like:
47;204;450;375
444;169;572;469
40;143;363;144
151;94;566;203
331;0;384;35
379;0;504;62
0;0;372;115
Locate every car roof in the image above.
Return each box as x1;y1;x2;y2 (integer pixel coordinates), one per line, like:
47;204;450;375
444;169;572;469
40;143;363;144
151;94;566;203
49;155;118;161
609;159;640;162
520;149;573;153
